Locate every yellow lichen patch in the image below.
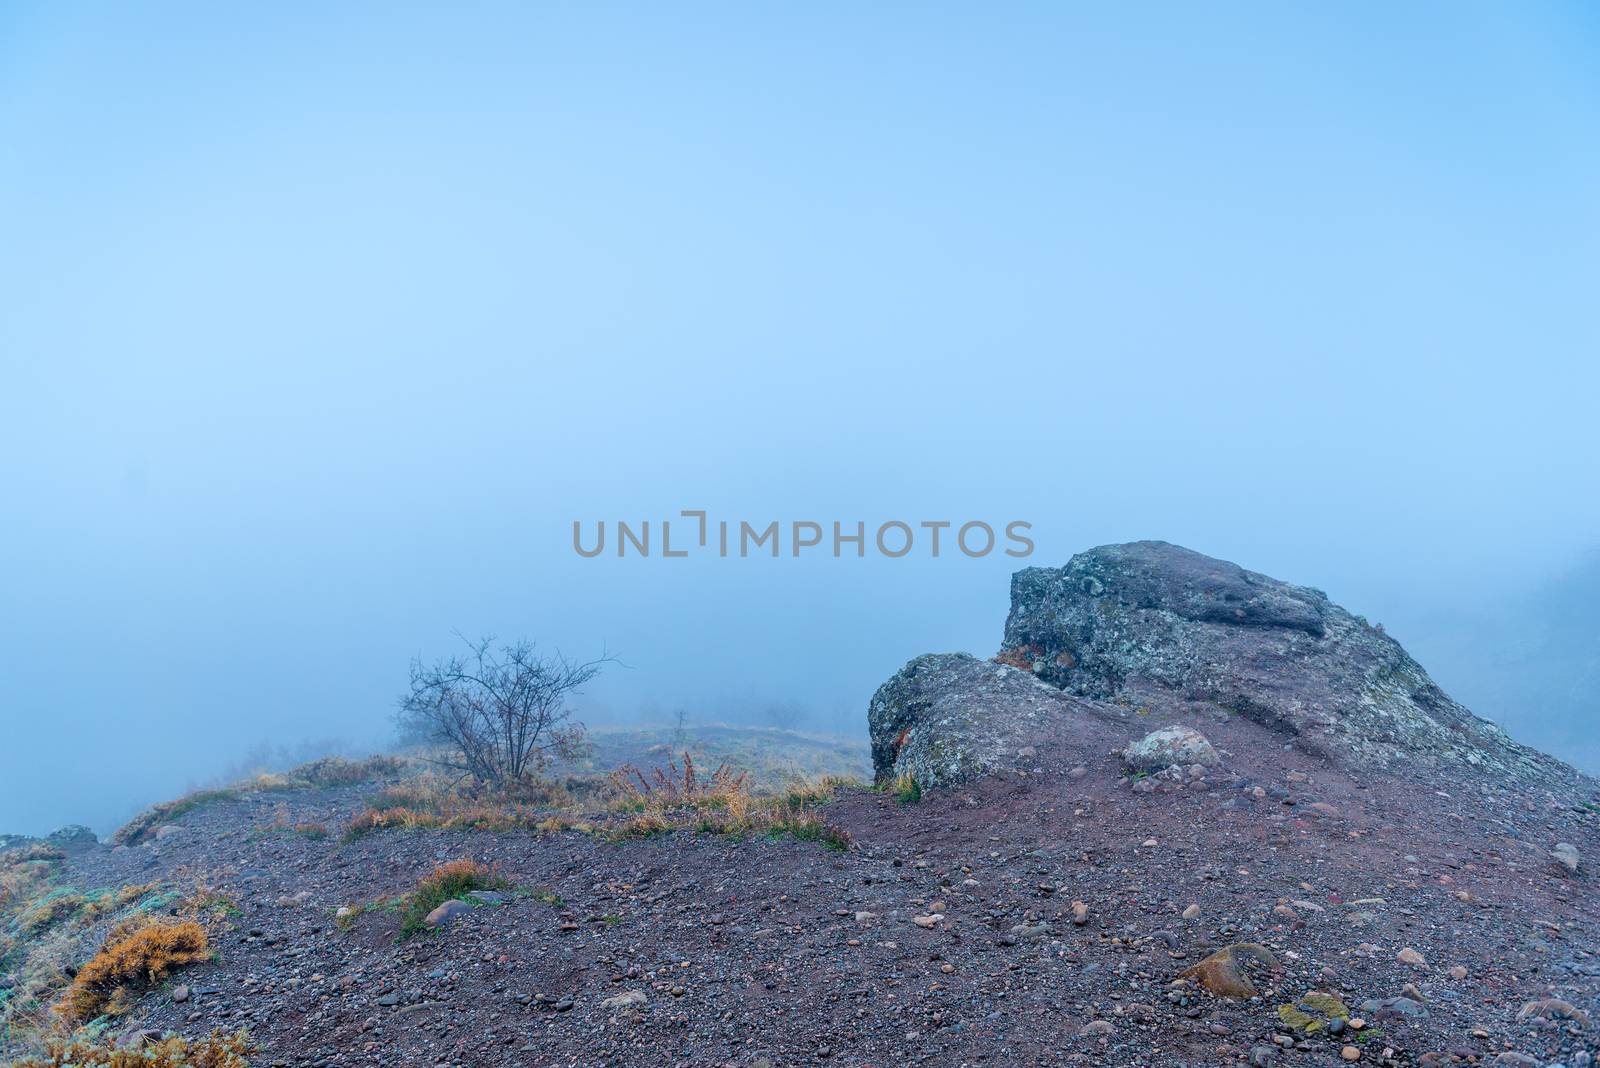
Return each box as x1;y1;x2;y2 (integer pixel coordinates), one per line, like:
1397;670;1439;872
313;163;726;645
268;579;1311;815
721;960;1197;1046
1278;992;1348;1033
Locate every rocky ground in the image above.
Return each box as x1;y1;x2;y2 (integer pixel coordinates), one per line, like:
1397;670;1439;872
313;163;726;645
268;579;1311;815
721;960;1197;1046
6;542;1598;1067
10;706;1597;1068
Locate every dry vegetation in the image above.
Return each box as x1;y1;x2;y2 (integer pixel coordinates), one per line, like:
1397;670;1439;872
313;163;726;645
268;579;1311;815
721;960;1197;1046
252;804;329;841
5;1029;252;1068
336;752;857;852
2;841;230;1056
2;852;173;1046
52;919;210;1024
113;756;407;846
605;754;854;850
397;859;509;939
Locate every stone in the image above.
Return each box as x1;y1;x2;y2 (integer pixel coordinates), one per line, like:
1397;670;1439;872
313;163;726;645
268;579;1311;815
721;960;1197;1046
424;899;473;929
1397;947;1428;968
1179;943;1279;999
1182;904;1201;920
44;825;99;851
1517;998;1591;1026
867;653;1118;789
1342;1046;1361;1061
171;984;190;1004
999;541;1577;778
602;990;647;1010
1359;997;1428;1021
115;1029;167;1050
1124;726;1220;772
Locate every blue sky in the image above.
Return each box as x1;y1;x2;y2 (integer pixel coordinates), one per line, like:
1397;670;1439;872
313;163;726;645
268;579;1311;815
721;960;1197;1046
2;3;1598;834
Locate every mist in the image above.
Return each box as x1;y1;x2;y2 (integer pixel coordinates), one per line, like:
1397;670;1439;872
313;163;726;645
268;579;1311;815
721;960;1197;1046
3;3;1598;836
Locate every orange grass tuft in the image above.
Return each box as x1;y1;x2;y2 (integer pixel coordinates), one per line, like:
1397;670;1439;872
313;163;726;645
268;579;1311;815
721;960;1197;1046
54;919;210;1023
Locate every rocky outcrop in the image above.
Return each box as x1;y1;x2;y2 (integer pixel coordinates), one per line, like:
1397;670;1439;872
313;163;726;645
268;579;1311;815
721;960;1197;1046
1000;541;1571;779
867;653;1109;788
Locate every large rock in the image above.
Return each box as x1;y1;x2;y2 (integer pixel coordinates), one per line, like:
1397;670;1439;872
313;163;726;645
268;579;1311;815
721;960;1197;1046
424;899;473;929
1001;541;1566;776
1124;725;1220;771
45;825;99;852
867;653;1107;788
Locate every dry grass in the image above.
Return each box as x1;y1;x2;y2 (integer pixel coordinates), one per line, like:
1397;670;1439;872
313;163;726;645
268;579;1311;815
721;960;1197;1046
340;771;589;841
1;843;64;867
293;755;406;788
114;756;409;845
397;859;508;939
603;755;852;850
0;841;188;1050
252;804;329;841
336;751;855;854
6;1029;253;1067
885;770;922;804
342;802;544;841
53;919;210;1023
608;752;749;812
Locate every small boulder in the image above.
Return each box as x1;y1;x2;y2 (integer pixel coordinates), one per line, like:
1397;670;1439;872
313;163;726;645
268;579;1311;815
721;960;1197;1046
1517;998;1591;1026
115;1029;168;1050
1179;943;1279;999
1397;947;1428;969
424;899;473;929
867;653;1113;789
1124;726;1220;772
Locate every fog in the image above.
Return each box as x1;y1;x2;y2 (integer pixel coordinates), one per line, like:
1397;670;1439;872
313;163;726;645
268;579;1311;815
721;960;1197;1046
3;4;1597;836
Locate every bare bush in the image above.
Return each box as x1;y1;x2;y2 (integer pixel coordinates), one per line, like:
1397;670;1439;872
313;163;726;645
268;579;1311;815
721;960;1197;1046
397;636;610;785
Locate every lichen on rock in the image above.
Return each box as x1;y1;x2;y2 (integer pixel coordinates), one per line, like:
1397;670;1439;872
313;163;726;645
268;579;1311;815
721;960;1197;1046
866;653;1112;790
999;540;1579;781
1123;725;1220;771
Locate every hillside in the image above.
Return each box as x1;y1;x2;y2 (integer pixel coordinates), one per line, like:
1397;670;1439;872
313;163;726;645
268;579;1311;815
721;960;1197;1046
3;547;1598;1068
